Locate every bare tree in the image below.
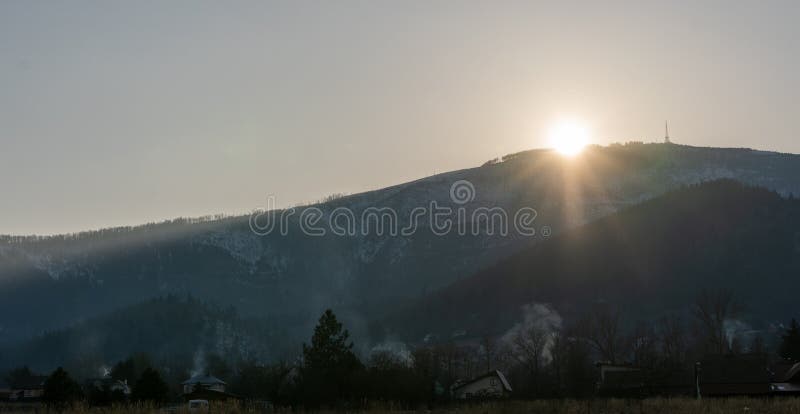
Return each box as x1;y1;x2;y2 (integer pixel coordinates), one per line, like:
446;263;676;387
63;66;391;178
693;289;743;354
750;335;767;354
511;325;549;375
509;324;554;395
577;304;627;363
548;330;568;393
480;335;496;372
631;321;658;369
459;345;480;380
658;313;688;367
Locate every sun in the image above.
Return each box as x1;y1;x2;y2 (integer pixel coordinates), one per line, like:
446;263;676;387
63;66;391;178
549;120;590;156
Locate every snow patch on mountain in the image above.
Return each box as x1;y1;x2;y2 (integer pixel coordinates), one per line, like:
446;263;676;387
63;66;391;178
356;236;389;264
24;251;86;281
669;166;736;185
195;230;264;272
254;243;290;279
388;237;410;264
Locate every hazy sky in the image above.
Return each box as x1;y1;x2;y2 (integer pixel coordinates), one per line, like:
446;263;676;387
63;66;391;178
1;1;798;235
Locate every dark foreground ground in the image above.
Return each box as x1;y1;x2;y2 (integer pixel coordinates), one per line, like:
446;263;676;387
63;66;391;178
3;398;800;414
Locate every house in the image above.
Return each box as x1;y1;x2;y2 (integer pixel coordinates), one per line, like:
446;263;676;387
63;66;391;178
595;362;645;396
181;375;238;401
8;375;47;401
596;362;641;384
595;355;800;398
0;381;11;401
181;375;228;399
646;368;696;397
697;354;771;396
595;362;695;397
84;377;132;398
182;375;227;394
452;370;512;399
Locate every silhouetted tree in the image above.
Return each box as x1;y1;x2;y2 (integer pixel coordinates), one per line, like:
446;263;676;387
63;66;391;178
230;361;294;403
750;335;767;354
205;353;232;381
42;367;83;406
410;347;443;401
730;336;744;354
364;351;430;405
693;289;743;354
480;335;497;372
300;309;363;406
548;331;567;395
509;325;550;393
657;313;688;368
780;319;800;361
86;380;128;406
111;353;152;383
563;336;594;397
631;321;658;370
577;304;627;363
132;367;169;403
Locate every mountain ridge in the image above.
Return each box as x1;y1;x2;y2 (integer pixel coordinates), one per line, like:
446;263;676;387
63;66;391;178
2;143;800;354
4;143;798;240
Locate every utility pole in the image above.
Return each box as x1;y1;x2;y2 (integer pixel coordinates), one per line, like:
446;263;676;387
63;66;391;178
695;361;702;400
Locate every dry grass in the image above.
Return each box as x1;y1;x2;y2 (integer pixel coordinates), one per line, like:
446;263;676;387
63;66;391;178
3;398;800;414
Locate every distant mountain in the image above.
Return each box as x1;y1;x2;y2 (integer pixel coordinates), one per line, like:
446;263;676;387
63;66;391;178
383;179;800;341
2;143;800;356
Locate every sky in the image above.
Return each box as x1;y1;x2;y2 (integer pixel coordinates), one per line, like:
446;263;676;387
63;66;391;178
1;1;798;235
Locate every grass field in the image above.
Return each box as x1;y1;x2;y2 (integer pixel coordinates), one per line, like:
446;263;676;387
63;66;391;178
3;398;800;414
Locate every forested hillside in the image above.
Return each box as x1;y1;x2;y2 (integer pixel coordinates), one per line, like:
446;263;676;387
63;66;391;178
384;180;800;341
3;144;800;358
0;296;277;378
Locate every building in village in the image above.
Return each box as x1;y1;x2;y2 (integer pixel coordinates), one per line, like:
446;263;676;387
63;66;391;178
182;375;226;394
697;354;772;396
0;382;11;401
84;377;132;399
595;354;800;397
182;375;235;401
452;370;512;399
596;362;697;397
7;375;47;401
769;360;800;394
595;362;646;397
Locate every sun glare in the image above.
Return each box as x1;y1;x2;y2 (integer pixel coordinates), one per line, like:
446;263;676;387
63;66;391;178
549;120;590;156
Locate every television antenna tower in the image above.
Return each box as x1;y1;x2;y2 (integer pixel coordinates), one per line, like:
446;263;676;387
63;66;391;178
664;121;671;144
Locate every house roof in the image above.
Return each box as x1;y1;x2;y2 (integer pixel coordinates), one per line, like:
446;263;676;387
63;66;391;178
453;370;512;392
772;362;800;383
182;375;226;385
85;377;130;391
